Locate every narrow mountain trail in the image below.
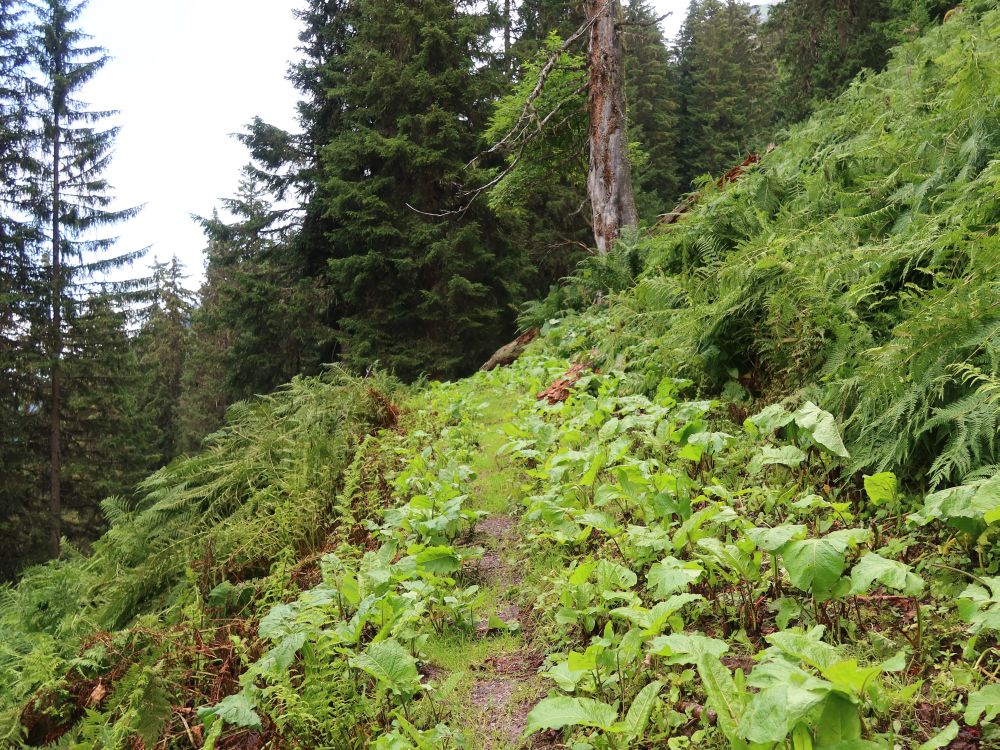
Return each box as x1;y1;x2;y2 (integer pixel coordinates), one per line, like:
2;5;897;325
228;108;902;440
423;386;559;750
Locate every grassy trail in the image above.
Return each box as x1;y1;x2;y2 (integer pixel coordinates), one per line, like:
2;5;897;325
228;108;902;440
424;386;555;749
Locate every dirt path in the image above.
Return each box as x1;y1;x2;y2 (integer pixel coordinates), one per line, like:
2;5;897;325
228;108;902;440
427;389;558;749
462;515;546;749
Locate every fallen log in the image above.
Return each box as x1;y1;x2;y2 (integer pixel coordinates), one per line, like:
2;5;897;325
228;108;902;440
657;151;766;227
480;328;539;372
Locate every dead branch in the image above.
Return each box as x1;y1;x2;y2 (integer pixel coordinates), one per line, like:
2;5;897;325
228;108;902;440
467;2;607;167
407;86;588;219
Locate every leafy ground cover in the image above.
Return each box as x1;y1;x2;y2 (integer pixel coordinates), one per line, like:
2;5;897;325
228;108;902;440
3;3;1000;748
2;345;996;748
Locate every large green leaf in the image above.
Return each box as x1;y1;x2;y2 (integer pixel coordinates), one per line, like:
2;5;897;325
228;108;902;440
678;442;704;462
849;552;924;596
863;473;898;506
765;628;841;670
258;602;300;640
577;510;622;535
349;639;421;698
697;653;747;743
524;696;618;734
747;524;807;552
255;632;307;676
746;404;795;435
957;577;1000;634
543;659;588;691
567;643;608;672
739;685;791;743
974;477;1000;525
612;594;703;635
614;680;663;739
965;684;1000;725
647;556;704;598
414;546;461;574
793;402;850;458
909;476;1000;531
917;721;959;750
749;445;807;475
815;693;863;748
197;692;262;730
780;537;849;599
822;659;882;698
594;559;638;591
568;560;596;585
649;632;729;664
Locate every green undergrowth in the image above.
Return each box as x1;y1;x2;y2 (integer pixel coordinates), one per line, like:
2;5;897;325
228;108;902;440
2;342;997;749
525;0;1000;490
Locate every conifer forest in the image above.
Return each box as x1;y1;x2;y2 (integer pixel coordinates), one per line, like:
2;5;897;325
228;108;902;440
3;0;1000;748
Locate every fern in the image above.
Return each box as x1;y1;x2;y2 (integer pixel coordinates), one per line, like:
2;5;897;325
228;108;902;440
0;367;402;742
557;3;1000;485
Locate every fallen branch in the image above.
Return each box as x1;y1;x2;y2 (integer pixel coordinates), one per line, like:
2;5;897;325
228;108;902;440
537;352;598;403
471;6;605;166
480;328;539;371
657;152;765;227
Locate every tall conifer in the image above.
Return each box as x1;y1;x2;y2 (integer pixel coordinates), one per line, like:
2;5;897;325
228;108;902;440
673;0;774;190
763;0;951;123
304;0;527;379
28;0;145;555
135;257;194;466
623;0;681;217
0;0;47;580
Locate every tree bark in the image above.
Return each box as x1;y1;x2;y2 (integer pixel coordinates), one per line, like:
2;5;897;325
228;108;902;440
480;327;538;371
49;112;62;558
504;0;511;69
585;0;638;254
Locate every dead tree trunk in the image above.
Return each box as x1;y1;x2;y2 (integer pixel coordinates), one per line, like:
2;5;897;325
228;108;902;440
504;0;512;68
49;110;62;559
585;0;638;254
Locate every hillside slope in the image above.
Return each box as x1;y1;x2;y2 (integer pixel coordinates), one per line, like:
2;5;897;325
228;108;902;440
3;3;1000;749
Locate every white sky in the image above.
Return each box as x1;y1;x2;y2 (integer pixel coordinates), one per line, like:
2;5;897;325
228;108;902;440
78;0;696;286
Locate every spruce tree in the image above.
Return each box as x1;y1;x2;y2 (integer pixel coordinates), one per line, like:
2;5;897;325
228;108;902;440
194;171;328;400
305;0;527;379
764;0;894;123
135;257;194;465
623;0;681;218
60;296;152;540
174;169;335;454
27;0;146;556
673;0;775;190
512;0;585;62
0;0;48;579
176;257;232;453
764;0;951;124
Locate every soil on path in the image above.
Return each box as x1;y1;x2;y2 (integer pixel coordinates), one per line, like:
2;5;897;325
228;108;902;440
458;513;556;749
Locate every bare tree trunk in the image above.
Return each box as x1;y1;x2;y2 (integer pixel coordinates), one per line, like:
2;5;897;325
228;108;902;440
49;116;62;558
504;0;512;68
585;0;637;254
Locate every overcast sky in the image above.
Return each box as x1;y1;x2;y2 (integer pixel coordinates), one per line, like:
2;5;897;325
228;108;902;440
78;1;696;285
